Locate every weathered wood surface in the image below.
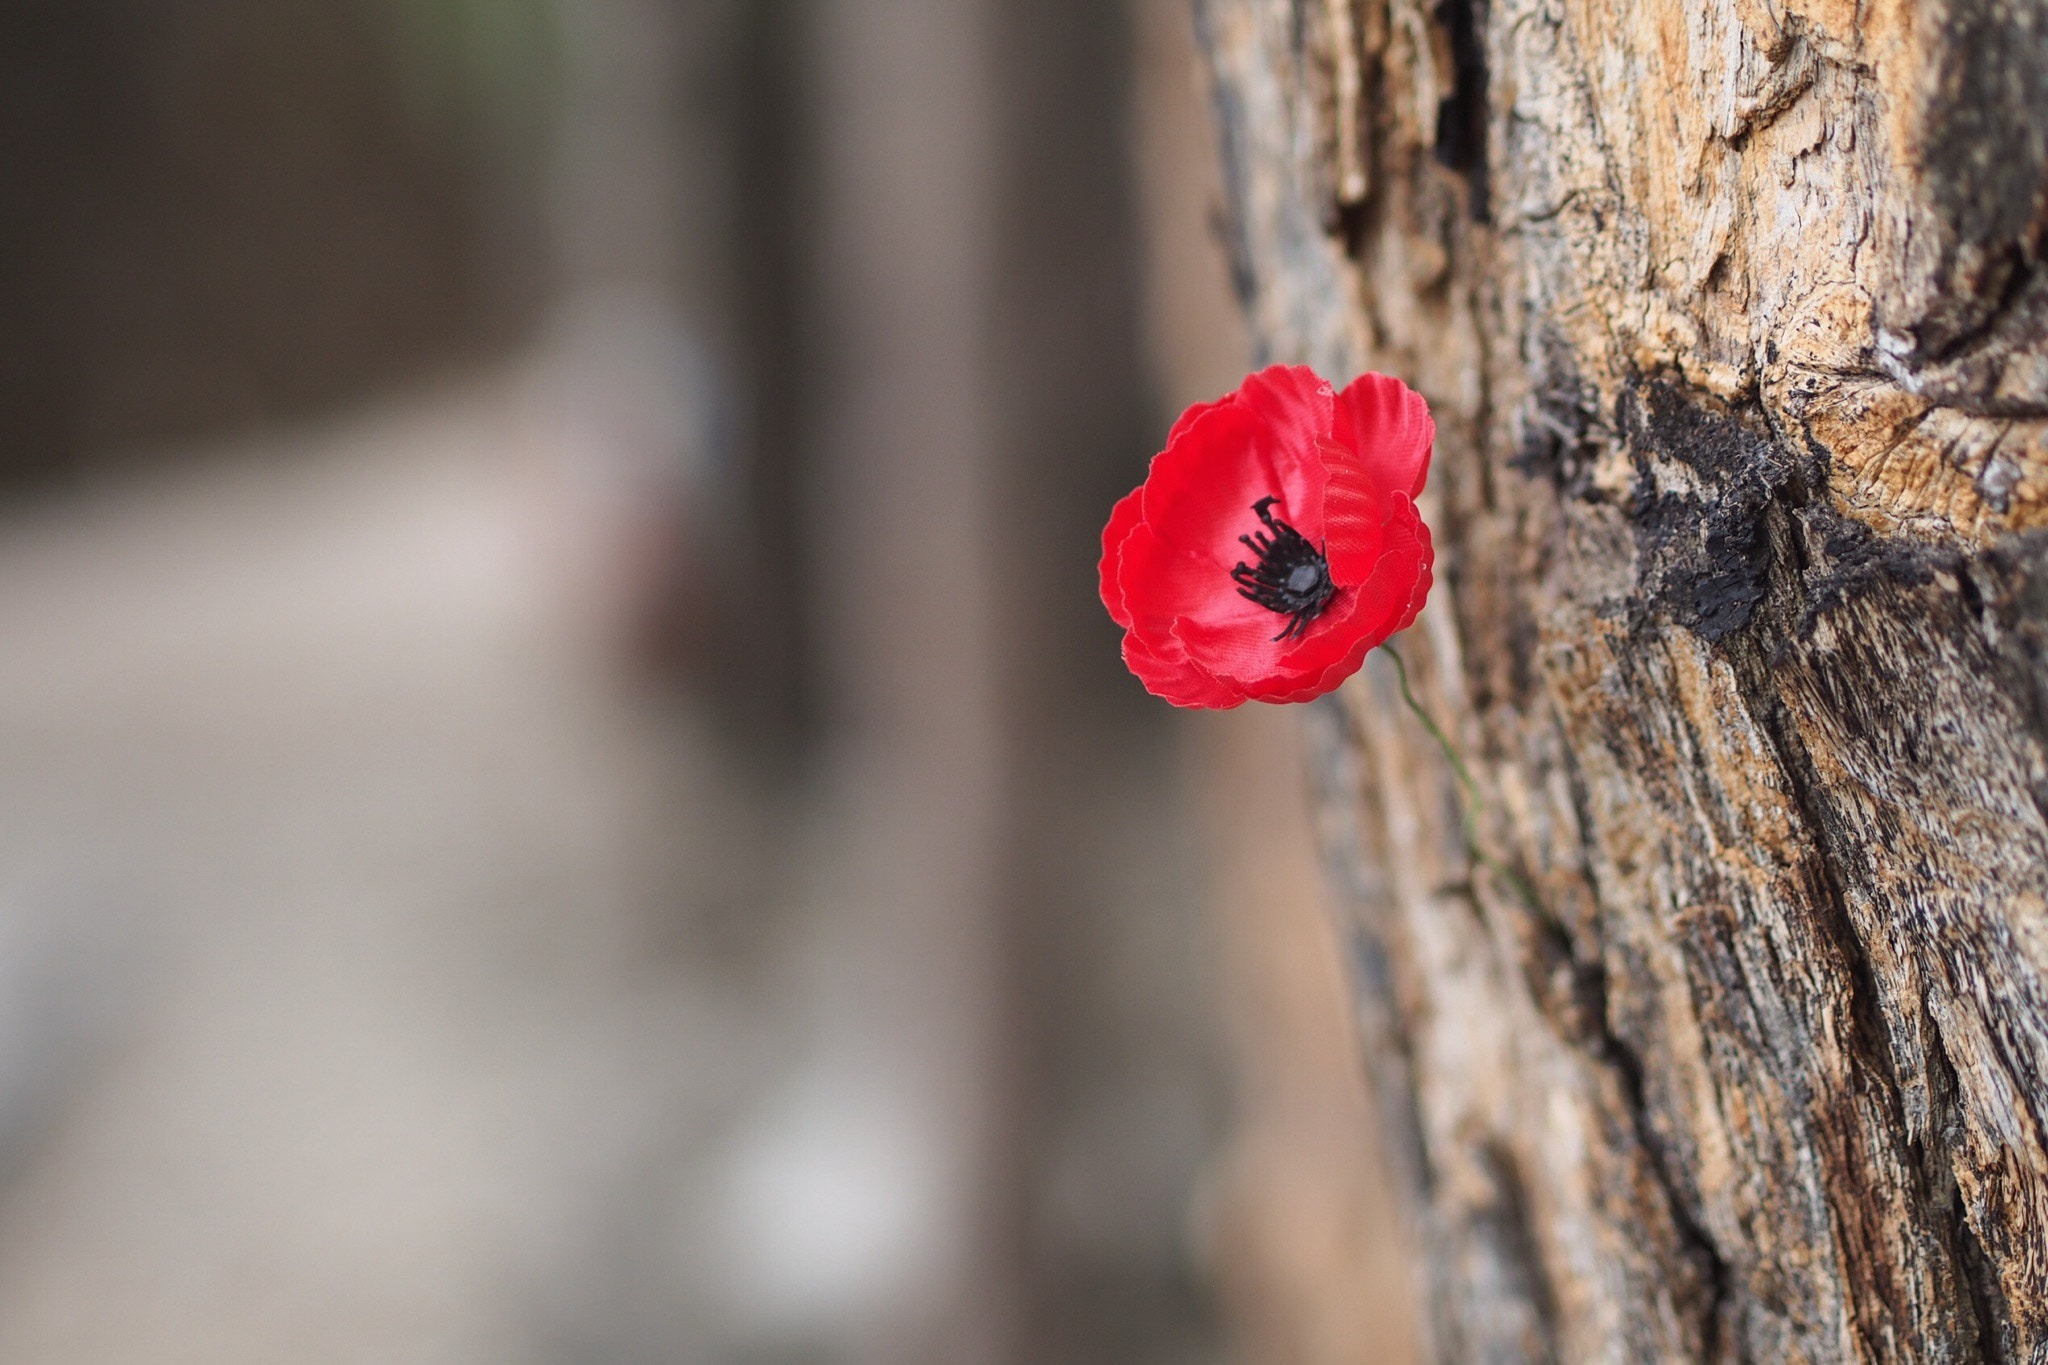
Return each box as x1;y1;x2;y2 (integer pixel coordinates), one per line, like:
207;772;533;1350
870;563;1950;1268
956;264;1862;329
1194;1;2048;1360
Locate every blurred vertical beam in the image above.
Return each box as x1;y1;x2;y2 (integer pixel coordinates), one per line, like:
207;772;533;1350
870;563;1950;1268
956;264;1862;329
982;2;1199;1362
808;0;1217;1356
724;0;816;754
807;0;1013;1360
984;0;1158;716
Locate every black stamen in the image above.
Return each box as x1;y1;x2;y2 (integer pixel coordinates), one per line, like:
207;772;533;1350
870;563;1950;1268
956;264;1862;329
1230;495;1336;641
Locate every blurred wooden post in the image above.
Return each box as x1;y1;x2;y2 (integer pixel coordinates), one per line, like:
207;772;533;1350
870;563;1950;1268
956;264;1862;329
1196;1;2048;1359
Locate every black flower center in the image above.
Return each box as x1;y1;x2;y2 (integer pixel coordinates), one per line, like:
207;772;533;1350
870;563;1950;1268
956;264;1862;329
1230;495;1336;641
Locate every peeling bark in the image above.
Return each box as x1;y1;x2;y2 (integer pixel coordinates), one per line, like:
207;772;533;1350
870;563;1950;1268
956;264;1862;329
1195;0;2048;1359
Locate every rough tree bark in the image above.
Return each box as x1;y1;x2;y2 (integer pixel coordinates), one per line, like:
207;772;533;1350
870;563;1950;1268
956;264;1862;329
1194;2;2048;1360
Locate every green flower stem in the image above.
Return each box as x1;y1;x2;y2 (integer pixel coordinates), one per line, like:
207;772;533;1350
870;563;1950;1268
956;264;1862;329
1379;643;1543;913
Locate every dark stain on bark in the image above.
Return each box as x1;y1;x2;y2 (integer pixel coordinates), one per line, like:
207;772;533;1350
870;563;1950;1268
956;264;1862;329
1783;512;1966;659
1622;381;1815;643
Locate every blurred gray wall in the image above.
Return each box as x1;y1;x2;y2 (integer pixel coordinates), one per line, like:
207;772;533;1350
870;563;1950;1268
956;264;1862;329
0;0;555;485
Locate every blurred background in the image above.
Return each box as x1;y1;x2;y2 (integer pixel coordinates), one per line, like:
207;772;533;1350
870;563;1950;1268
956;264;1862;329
0;1;1413;1361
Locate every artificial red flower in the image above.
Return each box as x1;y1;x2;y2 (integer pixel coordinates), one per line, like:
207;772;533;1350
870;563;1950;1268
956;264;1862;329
1099;365;1434;708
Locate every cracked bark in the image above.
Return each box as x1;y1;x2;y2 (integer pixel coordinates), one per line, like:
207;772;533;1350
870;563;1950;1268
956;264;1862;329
1194;0;2048;1360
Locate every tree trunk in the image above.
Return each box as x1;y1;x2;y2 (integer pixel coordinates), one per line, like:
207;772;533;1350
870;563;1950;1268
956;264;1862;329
1194;1;2048;1360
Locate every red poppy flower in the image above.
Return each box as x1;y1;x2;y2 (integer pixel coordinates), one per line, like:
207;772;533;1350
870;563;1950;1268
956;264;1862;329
1099;365;1434;708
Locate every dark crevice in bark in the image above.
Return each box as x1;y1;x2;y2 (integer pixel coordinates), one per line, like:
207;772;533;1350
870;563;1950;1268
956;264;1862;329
1432;0;1490;221
1955;1185;2016;1365
1730;522;1907;1110
1287;0;1312;61
1721;631;1939;1355
1521;909;1609;1047
1595;984;1737;1362
1547;723;1735;1361
1473;1139;1562;1360
1329;197;1372;261
1467;257;1504;517
1943;272;2048;419
1710;395;2025;1364
1928;1033;2017;1365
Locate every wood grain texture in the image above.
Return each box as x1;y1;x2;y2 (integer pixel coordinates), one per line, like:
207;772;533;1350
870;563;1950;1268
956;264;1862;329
1193;0;2048;1359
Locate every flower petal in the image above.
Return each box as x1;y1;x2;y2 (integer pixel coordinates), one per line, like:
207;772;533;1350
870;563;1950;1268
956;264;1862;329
1142;366;1333;566
1319;438;1387;588
1198;597;1363;701
1213;499;1434;703
1138;402;1271;569
1098;485;1147;628
1122;630;1244;708
1118;518;1231;626
1163;392;1233;447
1235;365;1337;538
1337;503;1432;647
1170;612;1287;694
1115;521;1250;707
1271;630;1379;702
1099;365;1437;709
1387;517;1434;636
1332;371;1434;501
